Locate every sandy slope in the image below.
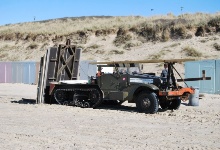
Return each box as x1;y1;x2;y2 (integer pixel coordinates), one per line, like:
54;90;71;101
0;83;219;150
1;34;219;81
0;33;219;63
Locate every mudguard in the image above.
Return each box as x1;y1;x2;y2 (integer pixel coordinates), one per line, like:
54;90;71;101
125;84;159;102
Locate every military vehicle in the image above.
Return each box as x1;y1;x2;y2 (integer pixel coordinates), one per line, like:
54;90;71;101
48;59;208;114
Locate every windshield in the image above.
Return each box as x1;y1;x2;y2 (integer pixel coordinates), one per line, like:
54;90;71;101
117;67;141;74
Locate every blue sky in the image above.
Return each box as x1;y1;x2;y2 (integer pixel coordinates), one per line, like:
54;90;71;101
0;0;219;25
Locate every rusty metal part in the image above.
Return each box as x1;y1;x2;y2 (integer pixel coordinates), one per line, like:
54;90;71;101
158;87;195;97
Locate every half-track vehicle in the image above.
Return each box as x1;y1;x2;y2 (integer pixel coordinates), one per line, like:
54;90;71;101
49;59;200;114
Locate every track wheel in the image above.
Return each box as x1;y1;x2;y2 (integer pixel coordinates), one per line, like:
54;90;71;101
54;90;67;104
63;101;69;106
89;89;102;108
168;98;181;110
136;91;159;114
84;102;90;108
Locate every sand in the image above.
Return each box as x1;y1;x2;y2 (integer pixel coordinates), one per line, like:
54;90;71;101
0;83;219;150
0;32;220;150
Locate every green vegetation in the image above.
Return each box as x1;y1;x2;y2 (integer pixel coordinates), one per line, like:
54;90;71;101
123;42;136;49
150;53;162;59
27;43;38;49
0;45;9;51
162;29;170;42
110;50;124;54
213;43;220;51
169;43;181;47
82;44;100;53
87;44;100;49
200;39;208;43
149;50;166;59
114;34;132;47
114;28;132;47
95;50;105;54
0;13;219;61
0;53;9;59
82;49;89;53
0;44;18;51
182;46;202;57
0;12;218;41
41;42;49;49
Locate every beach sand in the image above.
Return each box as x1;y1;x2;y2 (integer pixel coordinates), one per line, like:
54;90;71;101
0;83;219;150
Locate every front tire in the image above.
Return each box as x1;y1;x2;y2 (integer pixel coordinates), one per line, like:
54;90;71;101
136;91;159;114
159;98;181;110
168;98;181;110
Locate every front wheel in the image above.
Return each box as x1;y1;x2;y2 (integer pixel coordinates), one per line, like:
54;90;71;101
168;98;181;110
136;91;159;114
159;98;181;110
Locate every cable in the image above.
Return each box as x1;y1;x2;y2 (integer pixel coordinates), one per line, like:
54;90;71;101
171;65;188;87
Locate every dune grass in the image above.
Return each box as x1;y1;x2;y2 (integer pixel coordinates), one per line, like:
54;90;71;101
0;12;219;36
182;46;202;57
